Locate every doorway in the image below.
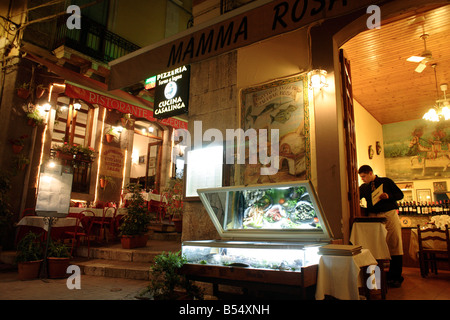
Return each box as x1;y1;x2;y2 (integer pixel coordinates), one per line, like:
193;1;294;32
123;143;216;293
130;121;163;192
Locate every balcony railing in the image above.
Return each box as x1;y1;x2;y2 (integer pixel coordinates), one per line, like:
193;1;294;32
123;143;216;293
54;15;140;63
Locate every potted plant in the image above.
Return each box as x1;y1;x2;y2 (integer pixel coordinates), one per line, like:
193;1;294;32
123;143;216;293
13;154;30;171
26;109;45;127
35;84;46;99
0;172;13;251
99;175;115;189
47;240;70;279
9;135;28;154
53;142;75;161
15;231;43;280
105;127;116;143
121;113;132;127
76;145;96;162
164;178;184;232
119;183;152;249
139;251;203;300
17;83;30;99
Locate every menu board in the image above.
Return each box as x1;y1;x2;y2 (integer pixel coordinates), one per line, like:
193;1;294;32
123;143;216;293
185;146;223;197
35;164;73;216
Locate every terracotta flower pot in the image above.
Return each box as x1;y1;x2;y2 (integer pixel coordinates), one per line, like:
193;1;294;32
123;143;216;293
17;88;30;100
27;118;37;127
56;151;73;160
105;134;114;143
47;257;70;279
172;218;182;233
12;145;23;154
17;260;42;280
121;234;148;249
36;87;45;99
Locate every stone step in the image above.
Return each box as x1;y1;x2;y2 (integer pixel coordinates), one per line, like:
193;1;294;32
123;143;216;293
76;239;182;262
73;258;152;281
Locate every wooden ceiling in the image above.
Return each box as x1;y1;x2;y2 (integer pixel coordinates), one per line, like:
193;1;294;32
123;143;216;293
342;4;450;124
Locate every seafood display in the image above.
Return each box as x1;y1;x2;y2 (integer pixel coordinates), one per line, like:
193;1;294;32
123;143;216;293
182;242;321;272
239;186;320;230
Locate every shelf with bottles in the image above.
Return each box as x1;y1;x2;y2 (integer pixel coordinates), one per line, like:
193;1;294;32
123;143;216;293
397;200;450;216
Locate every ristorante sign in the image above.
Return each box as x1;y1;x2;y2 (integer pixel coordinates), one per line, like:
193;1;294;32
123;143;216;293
154;65;190;119
64;83;188;129
109;0;385;90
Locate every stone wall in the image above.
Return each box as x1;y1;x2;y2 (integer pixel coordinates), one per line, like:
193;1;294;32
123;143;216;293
182;51;238;241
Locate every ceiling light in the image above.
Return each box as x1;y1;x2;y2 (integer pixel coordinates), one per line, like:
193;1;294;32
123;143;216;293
423;65;450;122
149;126;154;133
406;56;425;63
73;102;81;110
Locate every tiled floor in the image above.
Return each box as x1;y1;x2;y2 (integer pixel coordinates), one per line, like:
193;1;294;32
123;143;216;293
386;267;450;300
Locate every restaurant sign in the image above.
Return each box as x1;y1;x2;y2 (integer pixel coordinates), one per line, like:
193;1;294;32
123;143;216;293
154;65;190;119
99;145;124;179
64;83;188;129
109;0;384;90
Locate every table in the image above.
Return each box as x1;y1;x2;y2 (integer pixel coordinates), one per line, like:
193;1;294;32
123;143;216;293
408;227;448;261
68;207;127;217
350;222;391;260
123;192;162;202
315;249;378;300
16;216;77;242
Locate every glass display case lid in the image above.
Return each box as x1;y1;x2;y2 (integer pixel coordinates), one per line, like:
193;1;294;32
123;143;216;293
197;180;334;241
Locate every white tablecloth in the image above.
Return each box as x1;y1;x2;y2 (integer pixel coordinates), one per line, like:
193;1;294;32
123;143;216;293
350;222;391;260
408;228;448;261
315;249;378;300
17;216;77;231
123;192;161;202
69;207;127;217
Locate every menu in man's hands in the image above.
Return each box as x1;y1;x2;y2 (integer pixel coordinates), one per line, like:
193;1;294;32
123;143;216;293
371;184;383;205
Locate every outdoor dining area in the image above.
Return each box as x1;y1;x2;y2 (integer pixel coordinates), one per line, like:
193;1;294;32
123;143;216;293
14;188;172;258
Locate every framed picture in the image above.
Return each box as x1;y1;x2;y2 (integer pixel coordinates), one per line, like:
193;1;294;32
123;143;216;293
433;181;447;193
148;157;156;168
139;155;145;164
416;189;431;203
240;74;311;185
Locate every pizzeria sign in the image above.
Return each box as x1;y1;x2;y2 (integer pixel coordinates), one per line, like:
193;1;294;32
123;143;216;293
154;65;190;119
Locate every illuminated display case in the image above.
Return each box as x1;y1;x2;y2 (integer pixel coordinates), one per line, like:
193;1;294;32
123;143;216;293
180;181;334;298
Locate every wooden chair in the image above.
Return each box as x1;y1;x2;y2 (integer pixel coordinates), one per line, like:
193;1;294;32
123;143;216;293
65;211;94;257
92;207;116;242
417;224;450;277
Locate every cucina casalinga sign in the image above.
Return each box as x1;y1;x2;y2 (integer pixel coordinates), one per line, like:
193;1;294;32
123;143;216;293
154;65;190;119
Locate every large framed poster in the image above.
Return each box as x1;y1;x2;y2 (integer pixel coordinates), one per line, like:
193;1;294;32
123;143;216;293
240;74;311;185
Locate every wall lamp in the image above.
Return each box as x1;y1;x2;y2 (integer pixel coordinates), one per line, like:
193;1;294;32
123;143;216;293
42;103;52;112
309;69;328;90
73;102;82;110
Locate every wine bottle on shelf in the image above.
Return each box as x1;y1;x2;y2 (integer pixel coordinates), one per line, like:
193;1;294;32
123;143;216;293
439;200;444;214
398;201;403;214
431;201;437;215
416;201;422;215
445;200;450;214
412;201;417;215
